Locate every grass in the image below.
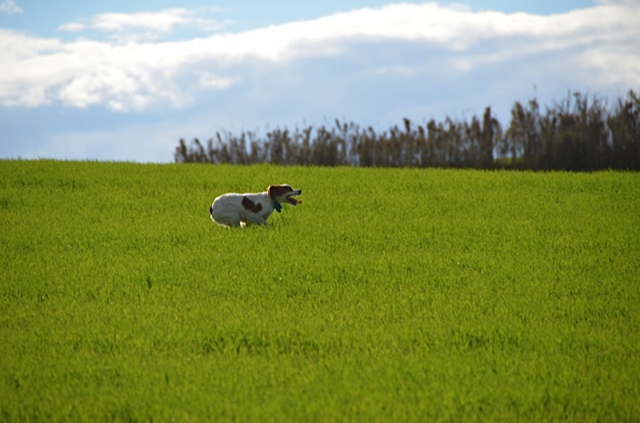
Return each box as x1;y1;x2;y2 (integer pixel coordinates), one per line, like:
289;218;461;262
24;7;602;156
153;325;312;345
1;160;639;422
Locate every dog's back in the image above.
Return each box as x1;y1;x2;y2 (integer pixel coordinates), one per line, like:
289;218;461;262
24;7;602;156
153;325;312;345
210;193;253;227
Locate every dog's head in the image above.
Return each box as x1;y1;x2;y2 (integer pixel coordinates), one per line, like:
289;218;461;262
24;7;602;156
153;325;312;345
268;184;302;206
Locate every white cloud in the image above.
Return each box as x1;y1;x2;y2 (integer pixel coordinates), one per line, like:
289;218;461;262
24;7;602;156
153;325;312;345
57;7;231;42
57;22;86;33
93;8;226;33
1;2;639;112
596;0;637;4
0;0;22;14
199;72;239;90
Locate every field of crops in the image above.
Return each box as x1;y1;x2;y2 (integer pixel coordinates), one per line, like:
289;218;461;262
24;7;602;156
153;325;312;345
1;160;639;421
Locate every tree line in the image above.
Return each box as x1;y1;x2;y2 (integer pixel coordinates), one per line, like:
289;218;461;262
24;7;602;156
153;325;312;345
175;90;639;171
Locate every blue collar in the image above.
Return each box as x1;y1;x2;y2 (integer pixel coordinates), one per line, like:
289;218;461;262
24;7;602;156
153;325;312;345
271;196;282;213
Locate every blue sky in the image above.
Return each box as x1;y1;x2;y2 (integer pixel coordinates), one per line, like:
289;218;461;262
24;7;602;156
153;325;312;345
1;0;638;162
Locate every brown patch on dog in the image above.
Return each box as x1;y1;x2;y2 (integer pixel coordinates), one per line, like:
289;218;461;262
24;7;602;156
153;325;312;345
242;196;263;214
210;204;213;215
242;196;255;211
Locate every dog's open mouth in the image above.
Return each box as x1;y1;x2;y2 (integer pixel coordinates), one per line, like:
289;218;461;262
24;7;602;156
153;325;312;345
286;191;301;205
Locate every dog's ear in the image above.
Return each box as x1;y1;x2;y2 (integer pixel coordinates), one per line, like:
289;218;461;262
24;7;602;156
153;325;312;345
267;185;273;197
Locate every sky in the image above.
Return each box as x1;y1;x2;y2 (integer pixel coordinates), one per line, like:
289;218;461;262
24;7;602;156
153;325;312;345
1;0;638;162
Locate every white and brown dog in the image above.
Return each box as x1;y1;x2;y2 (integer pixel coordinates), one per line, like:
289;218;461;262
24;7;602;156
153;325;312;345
210;184;302;227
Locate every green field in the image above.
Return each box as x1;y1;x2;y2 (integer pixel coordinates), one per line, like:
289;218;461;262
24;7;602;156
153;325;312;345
1;160;639;422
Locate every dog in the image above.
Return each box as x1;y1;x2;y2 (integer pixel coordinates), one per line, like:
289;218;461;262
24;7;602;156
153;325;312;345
210;184;302;227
